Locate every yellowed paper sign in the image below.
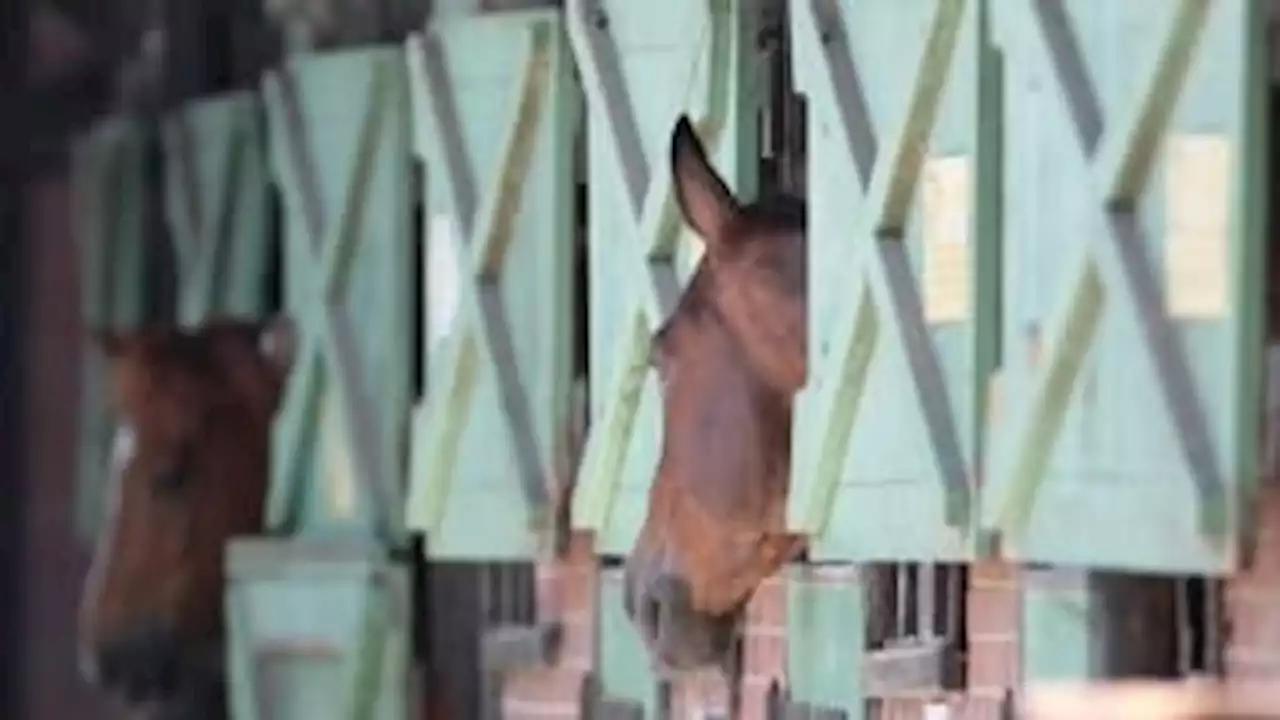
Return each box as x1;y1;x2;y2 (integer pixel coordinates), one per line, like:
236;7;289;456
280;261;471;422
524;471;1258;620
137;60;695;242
321;388;356;520
1165;134;1232;320
985;369;1004;429
922;156;973;324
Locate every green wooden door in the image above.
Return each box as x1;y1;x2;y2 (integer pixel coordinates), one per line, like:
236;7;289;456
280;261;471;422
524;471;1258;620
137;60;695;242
979;0;1267;574
226;538;413;720
565;0;761;555
227;47;414;720
72;117;154;544
403;8;579;560
162;91;273;326
262;48;414;543
788;0;1000;563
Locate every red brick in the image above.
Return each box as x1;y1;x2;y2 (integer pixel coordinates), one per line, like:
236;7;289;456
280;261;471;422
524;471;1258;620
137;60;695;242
746;573;788;627
955;691;1014;720
669;670;731;718
966;561;1020;701
967;583;1019;639
564;532;596;563
502;534;602;715
504;667;587;705
1228;597;1280;651
503;710;578;720
1223;483;1280;683
743;630;787;683
1247;486;1280;578
560;566;597;618
555;614;595;671
969;561;1020;590
968;637;1019;691
738;681;777;720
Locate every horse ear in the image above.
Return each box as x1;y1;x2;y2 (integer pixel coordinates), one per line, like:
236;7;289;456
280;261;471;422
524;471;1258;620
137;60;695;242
88;328;128;360
670;115;740;252
256;314;297;376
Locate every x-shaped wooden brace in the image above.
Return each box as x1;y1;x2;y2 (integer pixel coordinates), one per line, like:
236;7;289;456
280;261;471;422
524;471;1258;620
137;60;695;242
405;21;557;532
567;0;733;531
263;61;399;537
163;96;253;325
789;0;972;535
985;0;1226;550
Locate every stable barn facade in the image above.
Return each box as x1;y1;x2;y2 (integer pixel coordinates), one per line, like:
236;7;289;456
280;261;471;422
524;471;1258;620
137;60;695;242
67;0;1280;717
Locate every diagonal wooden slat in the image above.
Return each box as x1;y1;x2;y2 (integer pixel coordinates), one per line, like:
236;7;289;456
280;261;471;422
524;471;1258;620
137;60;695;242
167;112;207;260
263;59;400;537
803;0;879;190
407;21;557;530
986;0;1226;549
163;100;251;324
567;0;736;533
566;0;684;323
789;0;972;535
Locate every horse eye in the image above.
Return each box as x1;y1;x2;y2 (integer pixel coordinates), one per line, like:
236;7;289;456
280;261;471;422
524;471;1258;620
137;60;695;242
152;444;193;495
153;465;186;494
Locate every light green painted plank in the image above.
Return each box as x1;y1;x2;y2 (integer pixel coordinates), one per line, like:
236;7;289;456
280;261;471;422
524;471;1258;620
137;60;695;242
566;0;762;556
981;0;1267;574
262;47;413;542
786;567;866;719
225;537;412;720
163;90;272;326
71;117;154;544
403;9;580;560
788;0;998;562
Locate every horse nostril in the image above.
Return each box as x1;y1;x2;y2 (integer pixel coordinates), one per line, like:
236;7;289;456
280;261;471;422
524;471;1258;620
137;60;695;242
643;593;662;638
97;624;183;700
97;640;133;692
651;574;689;610
646;574;691;645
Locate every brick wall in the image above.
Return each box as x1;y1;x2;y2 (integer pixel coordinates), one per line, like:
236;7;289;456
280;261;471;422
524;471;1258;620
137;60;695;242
740;574;788;720
501;533;596;720
1226;483;1280;678
500;497;1280;720
668;572;790;719
500;549;791;719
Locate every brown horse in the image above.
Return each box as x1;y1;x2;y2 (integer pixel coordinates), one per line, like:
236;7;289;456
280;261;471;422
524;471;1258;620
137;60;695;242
623;116;808;675
77;317;293;718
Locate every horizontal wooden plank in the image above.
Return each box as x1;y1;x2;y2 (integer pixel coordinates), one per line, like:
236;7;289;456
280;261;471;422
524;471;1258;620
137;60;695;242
226;535;389;578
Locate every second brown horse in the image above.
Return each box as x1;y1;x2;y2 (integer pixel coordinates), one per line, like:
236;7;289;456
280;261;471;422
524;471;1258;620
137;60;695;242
623;116;808;675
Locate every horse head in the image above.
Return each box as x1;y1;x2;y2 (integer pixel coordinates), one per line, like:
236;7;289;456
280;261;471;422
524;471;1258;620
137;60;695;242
77;316;294;717
623;116;808;676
